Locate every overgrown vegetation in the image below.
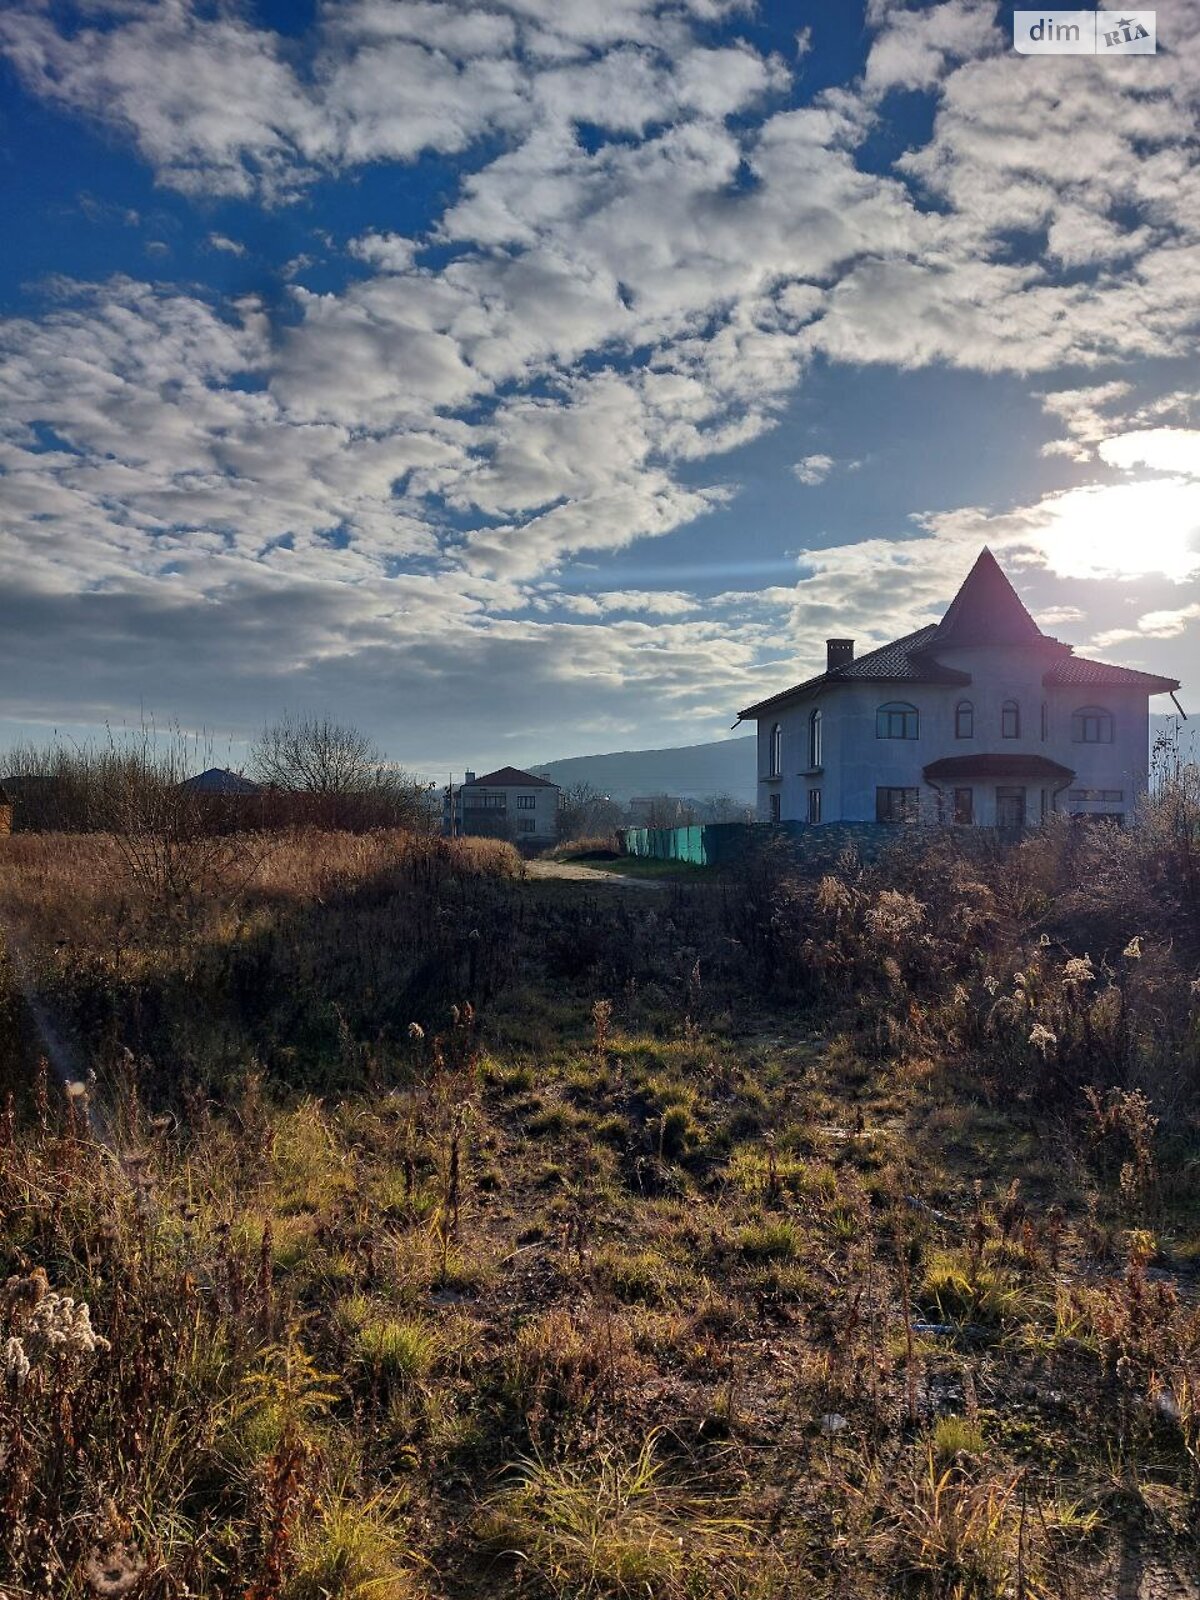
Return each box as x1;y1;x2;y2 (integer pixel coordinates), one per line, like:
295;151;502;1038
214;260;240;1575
2;765;1199;1597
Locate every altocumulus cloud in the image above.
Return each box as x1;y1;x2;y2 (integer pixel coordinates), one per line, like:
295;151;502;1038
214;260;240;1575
0;0;1198;764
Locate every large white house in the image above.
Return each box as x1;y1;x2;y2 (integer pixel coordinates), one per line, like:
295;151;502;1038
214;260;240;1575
738;549;1182;829
444;766;560;844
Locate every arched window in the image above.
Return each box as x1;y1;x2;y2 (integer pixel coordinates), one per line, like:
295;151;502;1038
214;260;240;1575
769;722;783;777
955;700;974;739
808;708;823;768
1001;699;1020;739
876;702;919;740
1072;706;1114;744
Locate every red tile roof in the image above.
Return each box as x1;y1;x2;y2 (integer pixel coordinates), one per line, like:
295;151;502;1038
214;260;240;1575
467;766;557;788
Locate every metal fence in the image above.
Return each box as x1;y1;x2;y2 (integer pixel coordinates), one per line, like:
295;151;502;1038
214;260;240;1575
617;820;894;867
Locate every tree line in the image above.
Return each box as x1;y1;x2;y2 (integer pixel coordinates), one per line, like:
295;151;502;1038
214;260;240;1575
0;715;434;835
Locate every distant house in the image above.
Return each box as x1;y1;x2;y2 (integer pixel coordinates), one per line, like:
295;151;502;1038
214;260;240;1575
179;768;261;794
738;547;1182;830
627;794;692;826
446;766;559;844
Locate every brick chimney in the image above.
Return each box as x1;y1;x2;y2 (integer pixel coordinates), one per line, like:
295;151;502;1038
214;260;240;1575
826;638;854;671
464;770;476;784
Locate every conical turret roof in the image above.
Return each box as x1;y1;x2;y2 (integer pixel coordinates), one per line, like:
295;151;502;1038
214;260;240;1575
929;548;1045;648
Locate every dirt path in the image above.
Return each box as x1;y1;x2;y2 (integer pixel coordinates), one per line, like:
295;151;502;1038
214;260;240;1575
524;859;662;888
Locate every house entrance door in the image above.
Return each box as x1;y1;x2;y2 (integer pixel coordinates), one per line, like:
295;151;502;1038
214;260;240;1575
996;786;1026;830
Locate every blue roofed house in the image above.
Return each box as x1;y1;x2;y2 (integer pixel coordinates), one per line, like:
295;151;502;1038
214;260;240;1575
738;549;1182;830
179;768;262;795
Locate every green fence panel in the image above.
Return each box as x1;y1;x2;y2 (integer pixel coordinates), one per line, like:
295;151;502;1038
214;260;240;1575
617;820;899;866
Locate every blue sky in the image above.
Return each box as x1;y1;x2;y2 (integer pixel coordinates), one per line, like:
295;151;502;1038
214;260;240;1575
1;0;1197;776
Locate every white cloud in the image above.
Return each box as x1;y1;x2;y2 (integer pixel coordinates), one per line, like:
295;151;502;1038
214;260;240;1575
347;232;418;272
207;233;245;256
1092;603;1200;648
0;2;783;203
1039;382;1132;458
1021;478;1200;583
864;0;1000;94
1097;428;1200;478
1;0;1198;755
552;589;700;616
792;453;834;485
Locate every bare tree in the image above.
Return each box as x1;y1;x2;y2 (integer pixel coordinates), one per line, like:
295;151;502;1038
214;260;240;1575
251;714;387;794
700;792;755;824
97;723;274;919
556;781;625;842
251;713;434;830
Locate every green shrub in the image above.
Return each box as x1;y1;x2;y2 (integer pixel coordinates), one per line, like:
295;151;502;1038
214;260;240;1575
354;1317;438;1388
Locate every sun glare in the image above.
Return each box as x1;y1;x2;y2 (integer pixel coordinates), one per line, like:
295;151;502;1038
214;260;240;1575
1034;477;1200;583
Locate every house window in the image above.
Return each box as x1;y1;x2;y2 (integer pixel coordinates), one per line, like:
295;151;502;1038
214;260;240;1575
876;786;919;823
769;723;783;777
516;794;537;809
953;787;973;825
517;818;538;833
807;788;822;823
808;708;822;769
955;701;974;740
769;792;781;823
876;702;919;740
467;791;506;810
1071;706;1114;743
1001;700;1020;739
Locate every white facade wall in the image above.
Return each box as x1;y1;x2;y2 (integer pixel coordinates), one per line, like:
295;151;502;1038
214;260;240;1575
456;782;559;842
522;784;560;842
756;646;1153;826
1045;684;1149;817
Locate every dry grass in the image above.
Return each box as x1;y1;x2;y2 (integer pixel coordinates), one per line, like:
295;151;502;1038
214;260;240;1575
1;788;1200;1597
541;835;621;861
477;1431;752;1599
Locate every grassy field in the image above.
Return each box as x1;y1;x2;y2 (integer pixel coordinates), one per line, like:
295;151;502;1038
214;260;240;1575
2;797;1200;1599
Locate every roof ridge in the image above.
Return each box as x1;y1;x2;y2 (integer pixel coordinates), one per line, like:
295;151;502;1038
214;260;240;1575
737;623;964;720
469;764;557;786
851;622;940;665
